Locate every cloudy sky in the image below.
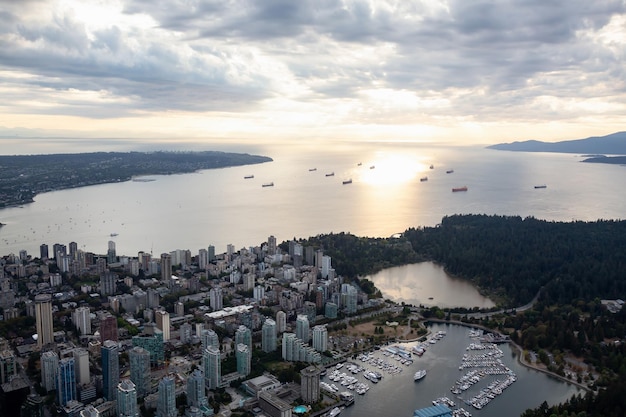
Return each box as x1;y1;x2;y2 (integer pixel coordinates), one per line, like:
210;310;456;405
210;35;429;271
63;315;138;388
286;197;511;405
1;0;625;147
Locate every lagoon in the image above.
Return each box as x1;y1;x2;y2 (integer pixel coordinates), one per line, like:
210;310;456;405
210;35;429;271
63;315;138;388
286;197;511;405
366;263;496;309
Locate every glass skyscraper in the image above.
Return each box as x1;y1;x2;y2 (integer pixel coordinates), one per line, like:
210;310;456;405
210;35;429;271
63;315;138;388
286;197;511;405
117;379;138;417
101;340;119;401
129;346;151;396
157;375;176;417
261;318;277;353
56;357;76;407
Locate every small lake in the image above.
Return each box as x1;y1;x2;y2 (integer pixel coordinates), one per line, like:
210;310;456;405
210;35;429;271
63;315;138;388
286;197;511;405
366;262;496;309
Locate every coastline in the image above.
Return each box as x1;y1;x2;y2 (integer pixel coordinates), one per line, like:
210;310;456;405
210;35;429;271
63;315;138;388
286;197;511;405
416;318;592;393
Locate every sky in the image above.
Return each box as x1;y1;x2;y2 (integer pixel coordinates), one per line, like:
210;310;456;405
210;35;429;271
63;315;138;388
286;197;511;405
0;0;625;149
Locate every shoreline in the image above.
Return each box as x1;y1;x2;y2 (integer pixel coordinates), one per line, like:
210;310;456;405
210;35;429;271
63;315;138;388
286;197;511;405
414;318;592;393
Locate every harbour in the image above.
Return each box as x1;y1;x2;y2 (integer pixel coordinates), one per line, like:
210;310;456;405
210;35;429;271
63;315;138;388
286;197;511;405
335;323;581;417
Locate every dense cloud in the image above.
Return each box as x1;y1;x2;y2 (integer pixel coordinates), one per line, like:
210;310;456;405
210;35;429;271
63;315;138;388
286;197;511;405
1;0;625;141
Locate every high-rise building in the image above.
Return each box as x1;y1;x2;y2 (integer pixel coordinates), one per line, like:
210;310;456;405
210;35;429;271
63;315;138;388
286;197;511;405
35;294;53;347
174;301;184;317
0;349;17;384
186;369;208;408
41;351;59;392
200;329;219;352
236;343;251;377
56;357;76;407
100;271;117;296
69;242;78;260
261;318;277;353
296;315;310;344
321;255;332;278
101;340;119;402
253;285;265;301
207;245;215;262
203;346;221;390
312;325;328;352
267;235;277;255
300;366;321;404
276;310;286;334
155;310;170;341
209;287;223;311
235;325;252;351
20;394;44;417
107;240;116;264
73;349;90;385
179;322;192;344
132;327;164;367
117;379;139;417
324;302;338;319
342;284;358;314
99;314;118;342
39;244;49;260
72;306;91;336
129;346;151;397
157;375;176;417
160;253;172;285
198;249;208;270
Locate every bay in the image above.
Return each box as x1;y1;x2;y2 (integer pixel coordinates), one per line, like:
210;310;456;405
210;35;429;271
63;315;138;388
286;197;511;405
337;322;582;417
365;263;496;309
1;142;624;258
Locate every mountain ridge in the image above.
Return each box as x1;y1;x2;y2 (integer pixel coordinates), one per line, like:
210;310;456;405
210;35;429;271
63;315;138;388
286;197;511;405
487;131;626;155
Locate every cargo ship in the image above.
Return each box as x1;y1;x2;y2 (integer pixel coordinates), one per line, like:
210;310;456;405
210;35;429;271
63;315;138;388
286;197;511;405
452;186;468;192
244;175;254;179
534;185;547;189
325;172;335;177
262;182;274;187
342;179;352;185
420;177;428;182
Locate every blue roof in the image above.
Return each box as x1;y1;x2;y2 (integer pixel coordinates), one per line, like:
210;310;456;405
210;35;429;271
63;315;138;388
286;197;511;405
413;404;453;417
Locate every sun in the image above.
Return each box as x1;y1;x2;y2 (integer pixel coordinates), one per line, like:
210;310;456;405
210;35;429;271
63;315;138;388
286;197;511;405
360;153;428;185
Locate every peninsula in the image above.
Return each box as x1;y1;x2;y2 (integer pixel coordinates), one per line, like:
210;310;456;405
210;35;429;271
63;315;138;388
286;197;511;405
0;151;272;208
487;131;626;156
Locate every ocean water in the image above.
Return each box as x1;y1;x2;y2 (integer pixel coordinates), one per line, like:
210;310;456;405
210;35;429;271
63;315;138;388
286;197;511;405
0;142;624;258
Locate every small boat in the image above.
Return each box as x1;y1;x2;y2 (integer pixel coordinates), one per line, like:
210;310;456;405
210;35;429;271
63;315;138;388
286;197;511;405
414;369;427;381
534;185;547;189
262;182;274;187
244;175;254;179
420;177;428;182
110;233;118;237
452;186;467;192
446;169;454;174
370;165;375;169
325;172;335;177
357;162;362;166
309;168;317;171
328;407;342;417
428;297;434;300
430;164;434;169
342;179;352;185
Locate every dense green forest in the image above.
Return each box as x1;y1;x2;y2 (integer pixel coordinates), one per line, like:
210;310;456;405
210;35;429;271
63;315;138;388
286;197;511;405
404;215;626;306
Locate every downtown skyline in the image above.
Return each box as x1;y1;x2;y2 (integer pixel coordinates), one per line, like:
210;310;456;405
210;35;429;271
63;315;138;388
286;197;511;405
1;0;625;152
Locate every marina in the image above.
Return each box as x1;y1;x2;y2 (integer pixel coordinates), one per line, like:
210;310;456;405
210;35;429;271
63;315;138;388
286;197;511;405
337;323;581;417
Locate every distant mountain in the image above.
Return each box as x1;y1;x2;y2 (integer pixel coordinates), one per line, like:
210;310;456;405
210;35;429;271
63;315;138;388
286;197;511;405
487;131;626;155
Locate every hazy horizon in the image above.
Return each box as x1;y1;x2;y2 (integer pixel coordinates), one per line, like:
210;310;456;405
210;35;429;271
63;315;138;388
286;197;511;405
1;1;625;148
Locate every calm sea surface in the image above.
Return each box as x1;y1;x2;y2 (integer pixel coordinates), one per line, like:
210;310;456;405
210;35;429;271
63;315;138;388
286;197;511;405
1;142;624;257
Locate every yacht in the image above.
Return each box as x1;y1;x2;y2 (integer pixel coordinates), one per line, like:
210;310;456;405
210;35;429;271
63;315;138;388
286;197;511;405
414;369;427;381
